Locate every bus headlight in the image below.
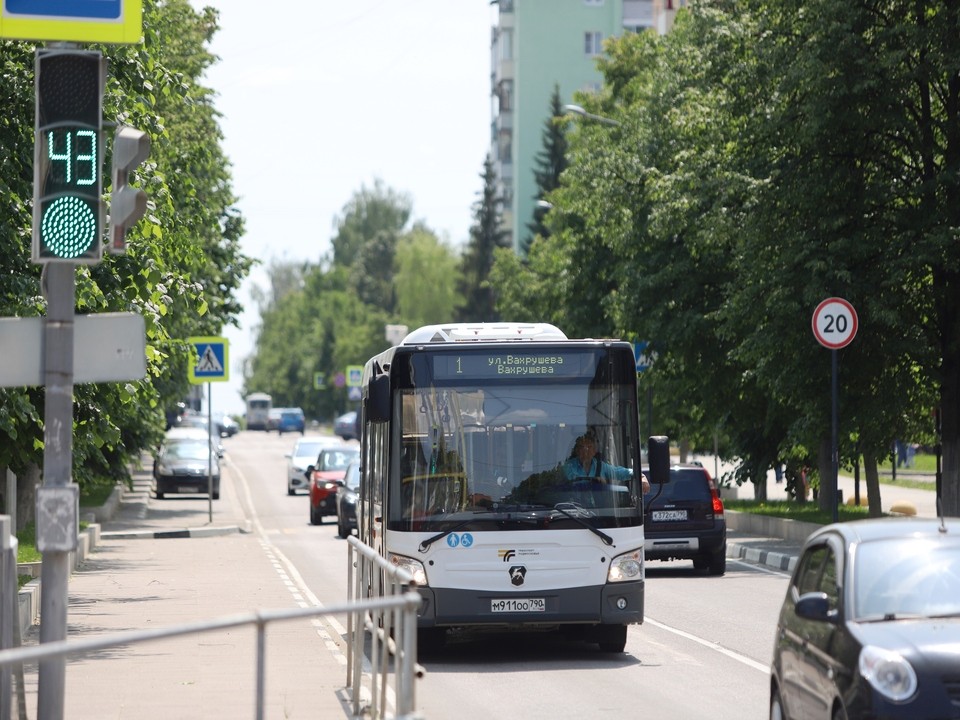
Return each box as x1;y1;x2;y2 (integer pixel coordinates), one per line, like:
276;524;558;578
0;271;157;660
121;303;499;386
608;549;643;583
388;553;428;586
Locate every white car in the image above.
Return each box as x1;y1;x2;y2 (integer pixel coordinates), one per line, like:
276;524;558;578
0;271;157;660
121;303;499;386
286;435;340;495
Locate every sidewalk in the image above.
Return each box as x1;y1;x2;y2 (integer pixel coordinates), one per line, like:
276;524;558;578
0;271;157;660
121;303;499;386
720;462;943;575
16;464;351;719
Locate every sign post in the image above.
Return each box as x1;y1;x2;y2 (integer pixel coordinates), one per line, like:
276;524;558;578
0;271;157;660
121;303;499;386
812;298;858;523
188;337;229;522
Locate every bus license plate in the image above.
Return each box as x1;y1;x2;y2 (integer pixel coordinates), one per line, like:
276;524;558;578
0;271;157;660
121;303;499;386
491;598;545;613
652;509;688;521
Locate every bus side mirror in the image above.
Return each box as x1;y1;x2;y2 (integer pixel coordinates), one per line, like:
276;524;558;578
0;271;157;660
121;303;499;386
647;436;670;486
368;374;390;423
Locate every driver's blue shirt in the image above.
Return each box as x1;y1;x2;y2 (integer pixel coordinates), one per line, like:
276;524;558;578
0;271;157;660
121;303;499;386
562;457;632;483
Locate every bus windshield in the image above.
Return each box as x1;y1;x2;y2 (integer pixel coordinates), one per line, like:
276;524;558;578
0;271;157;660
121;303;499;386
388;367;641;532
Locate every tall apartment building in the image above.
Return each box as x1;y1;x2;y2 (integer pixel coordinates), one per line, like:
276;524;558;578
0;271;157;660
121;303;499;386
491;0;688;252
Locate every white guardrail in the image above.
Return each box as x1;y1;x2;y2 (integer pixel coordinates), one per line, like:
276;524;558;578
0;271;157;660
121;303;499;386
346;535;424;720
0;522;422;720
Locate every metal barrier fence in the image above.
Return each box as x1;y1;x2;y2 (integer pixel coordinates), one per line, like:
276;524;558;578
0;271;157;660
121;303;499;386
0;529;422;720
346;535;422;719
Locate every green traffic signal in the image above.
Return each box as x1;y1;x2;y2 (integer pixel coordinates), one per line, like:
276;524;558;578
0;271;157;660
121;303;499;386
32;49;105;264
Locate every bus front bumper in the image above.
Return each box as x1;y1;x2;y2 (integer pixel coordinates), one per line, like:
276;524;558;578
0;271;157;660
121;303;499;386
414;579;644;628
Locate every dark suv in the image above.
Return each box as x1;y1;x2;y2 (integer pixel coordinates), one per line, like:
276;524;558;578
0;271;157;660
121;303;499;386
643;463;726;575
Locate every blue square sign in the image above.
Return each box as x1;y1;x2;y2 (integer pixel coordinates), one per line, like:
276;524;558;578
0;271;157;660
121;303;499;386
5;0;121;19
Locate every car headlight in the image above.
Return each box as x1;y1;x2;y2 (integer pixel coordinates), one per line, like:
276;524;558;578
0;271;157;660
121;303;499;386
608;549;643;582
859;645;918;703
387;553;428;586
156;463;171;476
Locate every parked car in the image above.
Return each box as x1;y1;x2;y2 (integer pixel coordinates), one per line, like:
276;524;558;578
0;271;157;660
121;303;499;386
643;463;726;575
215;413;239;437
770;517;960;720
307;445;360;525
336;461;361;538
266;407;284;432
286;435;340;495
163;426;223;458
334;411;358;441
277;407;306;435
153;438;221;499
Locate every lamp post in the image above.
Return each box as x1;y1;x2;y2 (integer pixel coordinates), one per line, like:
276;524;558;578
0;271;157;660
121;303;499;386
563;103;621;127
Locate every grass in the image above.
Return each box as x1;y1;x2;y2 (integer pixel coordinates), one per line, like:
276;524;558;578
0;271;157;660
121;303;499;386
724;499;875;526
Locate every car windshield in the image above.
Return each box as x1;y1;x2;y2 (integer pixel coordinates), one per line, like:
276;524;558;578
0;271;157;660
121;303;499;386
854;536;960;620
643;468;710;502
344;465;361;490
320;449;358;471
163;442;211;461
295;441;328;459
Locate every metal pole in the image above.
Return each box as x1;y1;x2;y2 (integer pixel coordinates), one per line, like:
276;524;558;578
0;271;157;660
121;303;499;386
831;349;839;523
38;263;78;720
207;382;213;523
4;472;14;536
1;516;11;720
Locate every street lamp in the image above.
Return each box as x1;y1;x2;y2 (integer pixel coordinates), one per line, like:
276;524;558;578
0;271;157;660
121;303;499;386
563;103;621;127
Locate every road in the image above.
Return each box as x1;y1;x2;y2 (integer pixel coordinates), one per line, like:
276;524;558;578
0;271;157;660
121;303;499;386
224;430;788;719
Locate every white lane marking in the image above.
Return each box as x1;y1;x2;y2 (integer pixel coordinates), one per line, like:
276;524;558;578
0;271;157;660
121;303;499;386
643;617;771;674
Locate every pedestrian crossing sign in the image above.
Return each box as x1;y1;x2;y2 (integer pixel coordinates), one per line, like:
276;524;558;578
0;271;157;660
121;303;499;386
187;336;228;384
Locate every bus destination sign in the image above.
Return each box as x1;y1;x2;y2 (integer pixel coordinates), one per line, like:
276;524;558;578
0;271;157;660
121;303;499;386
432;351;598;380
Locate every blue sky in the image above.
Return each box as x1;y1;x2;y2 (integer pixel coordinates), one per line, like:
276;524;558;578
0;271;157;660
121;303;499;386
188;1;495;415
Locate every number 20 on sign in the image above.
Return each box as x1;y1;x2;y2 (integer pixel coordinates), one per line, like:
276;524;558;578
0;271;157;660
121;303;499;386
812;297;858;349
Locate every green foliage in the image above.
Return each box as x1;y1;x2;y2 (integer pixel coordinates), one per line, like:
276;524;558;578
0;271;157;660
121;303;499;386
457;155;510;321
724;499;873;526
490;1;960;517
244;183;460;422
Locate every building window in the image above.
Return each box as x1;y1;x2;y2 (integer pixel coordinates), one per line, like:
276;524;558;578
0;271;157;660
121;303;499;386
584;31;603;56
500;28;513;61
497;79;514;112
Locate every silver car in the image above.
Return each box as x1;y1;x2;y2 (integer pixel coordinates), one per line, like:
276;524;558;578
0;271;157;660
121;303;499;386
286;436;340;495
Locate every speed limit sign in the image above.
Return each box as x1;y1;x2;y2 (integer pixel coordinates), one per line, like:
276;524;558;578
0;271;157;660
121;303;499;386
812;297;858;349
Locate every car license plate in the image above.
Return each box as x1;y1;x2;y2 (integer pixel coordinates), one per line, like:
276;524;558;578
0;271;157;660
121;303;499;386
178;486;196;494
490;598;545;613
652;509;688;521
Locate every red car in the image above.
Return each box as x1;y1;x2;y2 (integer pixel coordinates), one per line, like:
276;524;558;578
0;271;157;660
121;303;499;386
307;445;359;525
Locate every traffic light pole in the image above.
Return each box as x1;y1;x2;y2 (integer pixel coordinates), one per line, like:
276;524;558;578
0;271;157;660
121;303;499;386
37;262;78;720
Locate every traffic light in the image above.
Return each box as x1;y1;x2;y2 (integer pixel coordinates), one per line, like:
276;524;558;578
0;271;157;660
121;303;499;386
108;126;151;254
32;49;105;264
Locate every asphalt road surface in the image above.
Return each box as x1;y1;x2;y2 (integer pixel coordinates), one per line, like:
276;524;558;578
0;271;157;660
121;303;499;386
225;430;788;720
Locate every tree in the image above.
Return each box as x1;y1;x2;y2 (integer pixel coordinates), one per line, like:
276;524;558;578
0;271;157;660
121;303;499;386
523;85;568;255
394;225;464;329
330;179;412;269
458;155;510;322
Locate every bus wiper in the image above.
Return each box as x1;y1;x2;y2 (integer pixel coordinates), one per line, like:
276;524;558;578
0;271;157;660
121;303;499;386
552;503;614;547
418;513;491;553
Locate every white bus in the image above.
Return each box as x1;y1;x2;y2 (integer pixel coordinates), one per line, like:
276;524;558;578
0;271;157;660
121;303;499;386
356;323;668;652
245;392;272;431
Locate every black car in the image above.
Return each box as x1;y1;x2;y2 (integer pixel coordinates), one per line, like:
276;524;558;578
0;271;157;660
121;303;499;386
770;517;960;720
336;461;361;538
334;411;358;441
643;463;726;575
153;438;221;499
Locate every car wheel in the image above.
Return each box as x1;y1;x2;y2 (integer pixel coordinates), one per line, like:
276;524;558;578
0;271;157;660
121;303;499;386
770;687;786;720
310;504;322;525
212;491;220;500
596;624;627;653
155;487;164;499
832;705;847;720
337;514;349;539
708;550;726;576
287;486;295;496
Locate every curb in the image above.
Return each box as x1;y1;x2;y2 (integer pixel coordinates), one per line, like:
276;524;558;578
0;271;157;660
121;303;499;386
101;524;248;540
727;540;798;574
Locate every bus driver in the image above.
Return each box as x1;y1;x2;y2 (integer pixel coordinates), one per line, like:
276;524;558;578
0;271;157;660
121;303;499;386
563;432;650;494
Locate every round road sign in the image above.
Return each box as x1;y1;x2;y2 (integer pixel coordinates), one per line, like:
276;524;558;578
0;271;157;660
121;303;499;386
812;297;858;349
